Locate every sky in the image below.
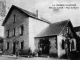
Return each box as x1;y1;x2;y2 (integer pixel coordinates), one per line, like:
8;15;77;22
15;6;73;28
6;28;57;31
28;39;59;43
0;0;80;37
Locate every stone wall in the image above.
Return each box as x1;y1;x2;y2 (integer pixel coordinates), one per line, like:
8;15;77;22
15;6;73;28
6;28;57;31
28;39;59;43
3;8;29;54
49;37;57;55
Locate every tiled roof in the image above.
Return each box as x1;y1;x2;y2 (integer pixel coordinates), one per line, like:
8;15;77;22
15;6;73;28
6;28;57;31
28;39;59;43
15;5;36;17
2;5;51;26
36;20;70;37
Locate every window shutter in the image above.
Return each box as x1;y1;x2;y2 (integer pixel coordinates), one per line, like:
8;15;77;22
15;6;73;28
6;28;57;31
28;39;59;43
6;30;9;38
10;31;13;37
10;31;11;37
16;28;18;36
19;27;21;35
11;31;13;37
15;28;17;36
5;31;8;38
17;27;19;35
12;29;14;36
12;29;15;36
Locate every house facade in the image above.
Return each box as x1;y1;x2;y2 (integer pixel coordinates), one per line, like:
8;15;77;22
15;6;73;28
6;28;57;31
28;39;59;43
2;5;50;55
35;20;77;58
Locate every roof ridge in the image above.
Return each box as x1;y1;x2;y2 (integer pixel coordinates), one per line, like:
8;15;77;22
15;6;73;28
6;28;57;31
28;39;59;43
12;5;51;24
51;19;70;25
2;5;51;26
59;20;70;35
36;20;70;37
74;26;80;28
40;17;52;24
12;5;36;17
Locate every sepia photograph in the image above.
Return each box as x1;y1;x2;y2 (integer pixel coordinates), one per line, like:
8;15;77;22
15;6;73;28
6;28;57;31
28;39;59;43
0;0;80;60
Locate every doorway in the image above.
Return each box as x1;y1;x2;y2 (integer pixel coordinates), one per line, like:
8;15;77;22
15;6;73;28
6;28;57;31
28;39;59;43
39;38;50;54
13;42;16;54
21;41;24;49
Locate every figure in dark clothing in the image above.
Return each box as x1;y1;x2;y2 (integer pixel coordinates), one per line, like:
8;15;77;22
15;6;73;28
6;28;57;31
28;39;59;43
16;49;19;59
28;47;32;57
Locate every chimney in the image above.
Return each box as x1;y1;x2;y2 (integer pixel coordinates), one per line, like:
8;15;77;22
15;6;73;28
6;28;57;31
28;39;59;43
36;10;38;17
36;10;41;19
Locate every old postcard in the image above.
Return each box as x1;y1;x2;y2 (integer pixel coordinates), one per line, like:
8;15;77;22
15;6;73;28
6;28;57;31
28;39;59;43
0;0;80;60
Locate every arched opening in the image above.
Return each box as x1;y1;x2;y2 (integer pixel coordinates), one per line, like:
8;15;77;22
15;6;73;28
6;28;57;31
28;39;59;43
39;38;50;54
71;40;74;51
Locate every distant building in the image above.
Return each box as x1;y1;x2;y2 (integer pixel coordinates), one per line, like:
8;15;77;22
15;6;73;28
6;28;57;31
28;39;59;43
74;26;80;37
74;26;80;51
2;5;50;55
35;20;77;58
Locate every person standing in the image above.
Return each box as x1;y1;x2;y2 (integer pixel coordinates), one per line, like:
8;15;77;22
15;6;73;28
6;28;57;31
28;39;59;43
15;41;19;59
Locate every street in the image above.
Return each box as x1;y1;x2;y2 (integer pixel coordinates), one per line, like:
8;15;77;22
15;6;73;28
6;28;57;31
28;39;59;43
0;55;70;60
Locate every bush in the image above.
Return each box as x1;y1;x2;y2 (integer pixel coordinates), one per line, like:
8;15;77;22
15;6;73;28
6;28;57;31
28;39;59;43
19;48;32;57
19;49;29;55
49;53;58;58
69;51;80;60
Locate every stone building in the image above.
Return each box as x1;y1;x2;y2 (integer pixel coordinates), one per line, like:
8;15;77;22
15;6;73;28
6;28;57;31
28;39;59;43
35;20;77;58
74;26;80;51
74;26;80;37
2;5;50;55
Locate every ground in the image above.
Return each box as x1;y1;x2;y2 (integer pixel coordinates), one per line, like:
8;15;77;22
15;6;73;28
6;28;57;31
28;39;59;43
0;55;70;60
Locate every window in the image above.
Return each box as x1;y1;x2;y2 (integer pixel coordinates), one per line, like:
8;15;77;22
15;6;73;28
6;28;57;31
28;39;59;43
71;41;74;50
21;41;24;49
67;26;69;34
13;28;15;36
62;40;65;49
6;30;9;38
19;25;24;35
13;14;16;23
7;42;9;49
